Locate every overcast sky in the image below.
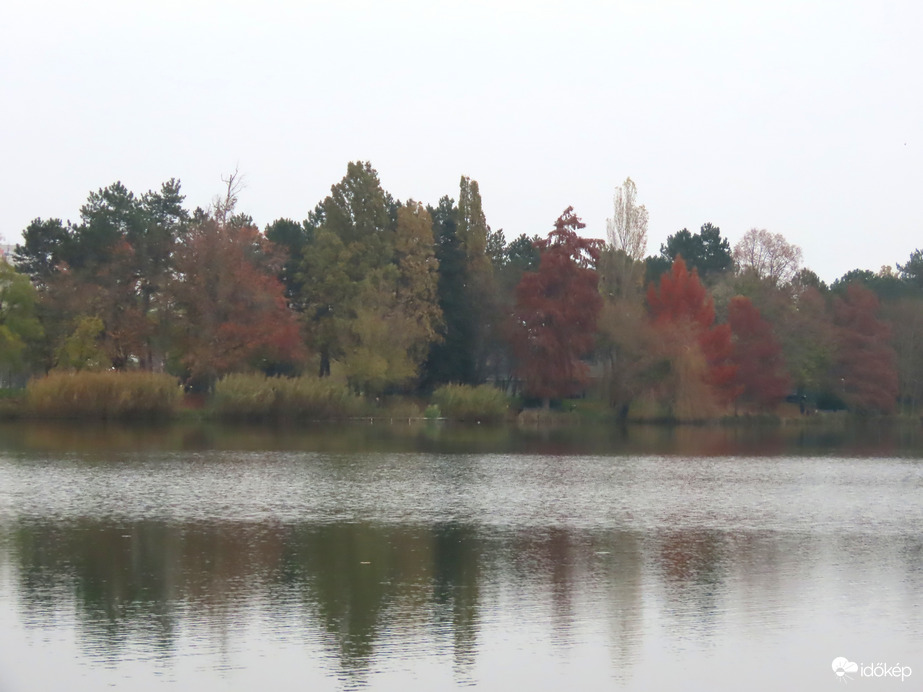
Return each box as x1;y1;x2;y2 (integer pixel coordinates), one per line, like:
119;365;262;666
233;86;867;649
3;0;921;282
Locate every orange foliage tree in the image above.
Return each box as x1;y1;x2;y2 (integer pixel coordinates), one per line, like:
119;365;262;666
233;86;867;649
646;257;738;417
170;219;305;387
510;207;603;405
727;296;790;411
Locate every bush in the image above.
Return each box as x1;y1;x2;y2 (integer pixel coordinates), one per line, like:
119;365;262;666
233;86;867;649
26;371;182;420
431;384;509;422
211;373;361;421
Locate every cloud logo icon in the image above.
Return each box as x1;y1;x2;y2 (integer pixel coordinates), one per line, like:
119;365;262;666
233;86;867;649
832;657;859;680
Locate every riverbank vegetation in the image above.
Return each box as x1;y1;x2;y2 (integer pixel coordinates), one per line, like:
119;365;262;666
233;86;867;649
5;164;921;422
26;371;181;420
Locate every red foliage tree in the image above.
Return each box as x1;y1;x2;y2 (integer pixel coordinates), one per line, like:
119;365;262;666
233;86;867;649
833;284;898;413
727;296;791;410
646;258;739;408
170;220;305;386
511;207;603;404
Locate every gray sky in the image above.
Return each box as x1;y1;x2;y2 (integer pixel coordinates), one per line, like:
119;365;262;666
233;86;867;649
3;0;921;282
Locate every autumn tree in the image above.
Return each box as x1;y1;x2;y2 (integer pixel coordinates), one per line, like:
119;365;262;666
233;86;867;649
607;177;648;260
483;228;542;389
299;161;394;377
646;258;738;418
510;207;603;406
832;284;898;414
169;215;305;388
733;228;802;285
394;201;442;365
727;296;790;411
884;298;923;414
595;239;654;416
54;315;108;372
0;260;44;383
341;201;443;394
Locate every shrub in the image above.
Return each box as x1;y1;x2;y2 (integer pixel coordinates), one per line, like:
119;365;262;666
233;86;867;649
26;371;182;420
211;373;361;421
210;373;276;419
273;375;361;420
431;384;509;422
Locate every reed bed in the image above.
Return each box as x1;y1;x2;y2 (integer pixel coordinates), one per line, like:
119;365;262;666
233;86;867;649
431;384;509;422
26;371;182;420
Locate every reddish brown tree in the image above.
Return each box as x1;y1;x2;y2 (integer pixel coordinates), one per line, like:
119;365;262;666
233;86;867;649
646;258;739;415
833;284;898;413
727;296;791;411
170;219;305;387
511;207;603;405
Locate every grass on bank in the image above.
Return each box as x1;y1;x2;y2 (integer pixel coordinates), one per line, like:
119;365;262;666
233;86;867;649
431;384;510;422
211;373;362;421
26;371;182;420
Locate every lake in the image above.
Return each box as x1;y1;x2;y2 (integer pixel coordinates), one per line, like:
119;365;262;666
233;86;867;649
0;421;920;690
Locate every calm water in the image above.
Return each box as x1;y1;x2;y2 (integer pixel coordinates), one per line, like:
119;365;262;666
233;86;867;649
0;422;921;691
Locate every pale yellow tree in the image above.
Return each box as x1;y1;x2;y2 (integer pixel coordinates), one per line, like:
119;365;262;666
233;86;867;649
606;177;648;260
394;201;443;365
733;228;803;285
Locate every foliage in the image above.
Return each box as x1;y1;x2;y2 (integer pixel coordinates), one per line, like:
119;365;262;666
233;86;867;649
14;180;188;372
885;298;923;414
511;207;603;403
298;161;395;378
431;383;509;422
14;217;71;288
457;176;502;382
727;296;791;410
830;266;914;302
394;201;443;367
595;277;657;415
733;228;802;285
211;373;360;420
832;284;898;414
597;242;652;416
55;316;108;371
342;271;422;394
897;248;923;291
0;260;43;373
422;178;501;388
265;217;312;301
646;258;738;418
26;371;181;419
648;223;732;285
776;285;836;396
422;195;476;386
169;218;305;387
606;177;648;260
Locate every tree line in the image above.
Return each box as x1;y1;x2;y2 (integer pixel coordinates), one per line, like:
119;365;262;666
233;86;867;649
6;162;922;417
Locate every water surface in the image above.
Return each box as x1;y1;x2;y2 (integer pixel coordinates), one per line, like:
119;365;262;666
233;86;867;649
0;422;920;690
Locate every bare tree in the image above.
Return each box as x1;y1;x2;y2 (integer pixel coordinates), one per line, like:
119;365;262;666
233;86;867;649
606;177;648;260
733;228;803;285
211;167;245;225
